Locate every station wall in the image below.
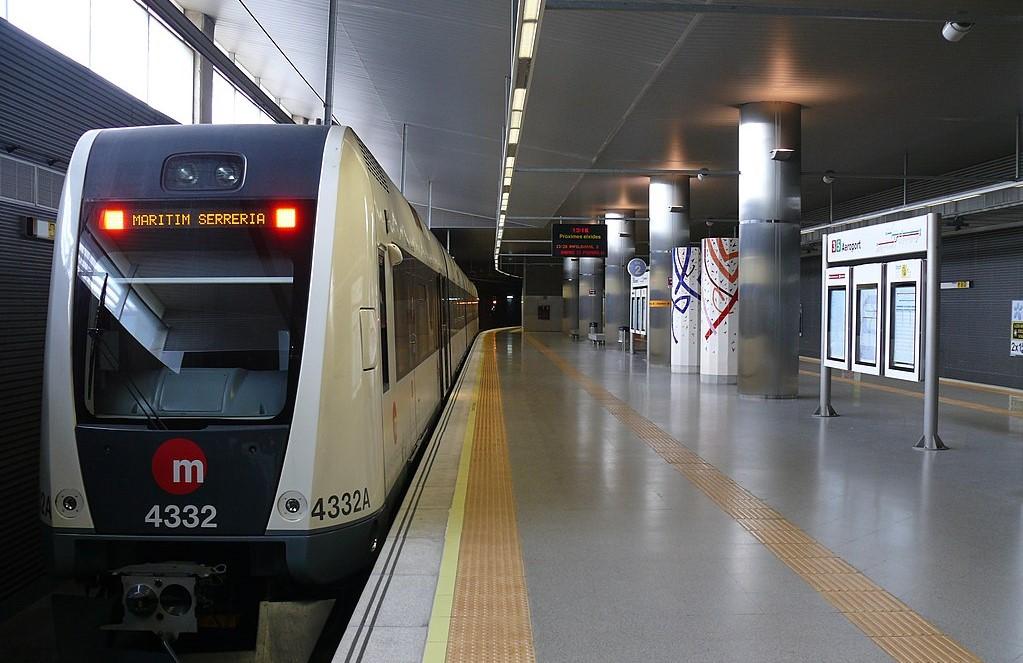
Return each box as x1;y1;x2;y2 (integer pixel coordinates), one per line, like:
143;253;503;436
799;224;1023;389
0;18;174;610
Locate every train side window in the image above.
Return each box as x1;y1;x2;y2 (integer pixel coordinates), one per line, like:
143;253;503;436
378;252;390;392
393;259;415;380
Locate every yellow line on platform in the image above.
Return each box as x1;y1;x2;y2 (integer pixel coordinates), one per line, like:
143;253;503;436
422;344;481;663
527;333;981;663
423;331;536;663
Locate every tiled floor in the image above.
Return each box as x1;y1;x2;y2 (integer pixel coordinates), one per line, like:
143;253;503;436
503;332;1022;663
343;329;1023;662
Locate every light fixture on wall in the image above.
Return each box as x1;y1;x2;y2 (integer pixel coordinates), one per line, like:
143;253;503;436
941;21;973;42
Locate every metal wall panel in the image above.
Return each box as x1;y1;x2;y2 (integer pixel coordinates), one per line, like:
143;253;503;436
0;19;174;608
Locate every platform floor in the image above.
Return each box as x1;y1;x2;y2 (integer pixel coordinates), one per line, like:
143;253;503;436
340;330;1023;663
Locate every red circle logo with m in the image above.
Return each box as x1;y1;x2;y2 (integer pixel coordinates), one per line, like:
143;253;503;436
152;438;208;495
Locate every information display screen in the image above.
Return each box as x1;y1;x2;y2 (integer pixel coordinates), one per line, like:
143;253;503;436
551;224;608;258
856;286;878;365
890;284;917;369
827;287;847;361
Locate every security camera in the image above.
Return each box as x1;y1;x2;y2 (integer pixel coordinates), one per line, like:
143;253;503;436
942;21;973;42
769;148;795;161
697;168;709;181
822;170;836;185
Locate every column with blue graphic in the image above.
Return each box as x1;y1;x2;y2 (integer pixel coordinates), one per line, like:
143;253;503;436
670;246;702;373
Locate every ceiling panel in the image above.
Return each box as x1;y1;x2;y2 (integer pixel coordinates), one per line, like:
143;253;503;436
516;2;1023;228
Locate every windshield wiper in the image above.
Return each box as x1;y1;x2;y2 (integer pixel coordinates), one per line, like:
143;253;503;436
87;273;167;431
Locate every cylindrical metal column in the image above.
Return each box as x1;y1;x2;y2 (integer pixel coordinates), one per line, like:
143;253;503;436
563;257;580;334
737;101;802;398
604;210;636;345
648;176;691;364
579;257;605;335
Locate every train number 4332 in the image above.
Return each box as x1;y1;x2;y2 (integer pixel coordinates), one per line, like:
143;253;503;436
311;489;370;521
145;504;218;529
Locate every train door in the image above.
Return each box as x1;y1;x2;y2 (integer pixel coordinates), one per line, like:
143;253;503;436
378;249;402;488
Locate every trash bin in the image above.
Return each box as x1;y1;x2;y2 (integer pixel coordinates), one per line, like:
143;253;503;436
588;321;598;335
618;325;628;348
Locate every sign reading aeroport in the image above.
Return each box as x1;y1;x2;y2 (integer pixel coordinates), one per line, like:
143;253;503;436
551;223;608;258
826;214;929;263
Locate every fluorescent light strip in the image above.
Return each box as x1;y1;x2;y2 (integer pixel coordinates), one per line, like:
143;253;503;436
497;3;544;275
523;0;540;21
511;88;526;112
518;21;537;59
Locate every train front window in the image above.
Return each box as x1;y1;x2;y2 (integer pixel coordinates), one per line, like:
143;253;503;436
72;202;314;421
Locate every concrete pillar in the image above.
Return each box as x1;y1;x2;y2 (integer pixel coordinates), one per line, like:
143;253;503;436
648;176;691;364
670;245;701;373
604;210;636;345
185;11;215;124
578;257;605;335
701;238;739;383
737;101;802;398
562;257;579;334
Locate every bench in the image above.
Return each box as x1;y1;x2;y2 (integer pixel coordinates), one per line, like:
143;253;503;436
588;332;606;346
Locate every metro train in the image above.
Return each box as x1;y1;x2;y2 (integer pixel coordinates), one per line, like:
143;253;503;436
40;124;478;638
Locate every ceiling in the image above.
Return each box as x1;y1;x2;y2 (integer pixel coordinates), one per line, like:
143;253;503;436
173;1;1023;279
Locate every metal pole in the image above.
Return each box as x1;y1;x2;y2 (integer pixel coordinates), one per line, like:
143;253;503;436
1016;113;1020;181
427;180;433;229
814;233;838;417
323;0;338;124
400;123;408;194
902;152;908;205
916;212;948;450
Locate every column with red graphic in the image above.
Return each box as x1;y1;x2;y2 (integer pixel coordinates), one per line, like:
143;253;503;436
700;238;739;384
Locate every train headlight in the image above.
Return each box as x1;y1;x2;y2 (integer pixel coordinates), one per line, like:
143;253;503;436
277;491;307;521
159;584;193;617
170;162;199;187
214;162;241;187
55;489;83;519
162;154;244;191
124;584;159;617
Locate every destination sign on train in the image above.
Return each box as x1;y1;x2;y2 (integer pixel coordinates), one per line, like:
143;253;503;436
99;206;297;231
551;223;608;258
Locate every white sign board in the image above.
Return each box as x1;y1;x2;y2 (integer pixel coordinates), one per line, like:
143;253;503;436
1012;300;1023;357
827;214;929;263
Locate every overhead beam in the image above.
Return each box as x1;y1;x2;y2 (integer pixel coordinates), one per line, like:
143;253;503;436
143;0;293;124
516;166;738;177
543;2;1023;23
517;166;1004;183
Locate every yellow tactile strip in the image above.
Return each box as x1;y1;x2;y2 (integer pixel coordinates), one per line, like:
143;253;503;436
445;332;536;663
525;333;982;663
